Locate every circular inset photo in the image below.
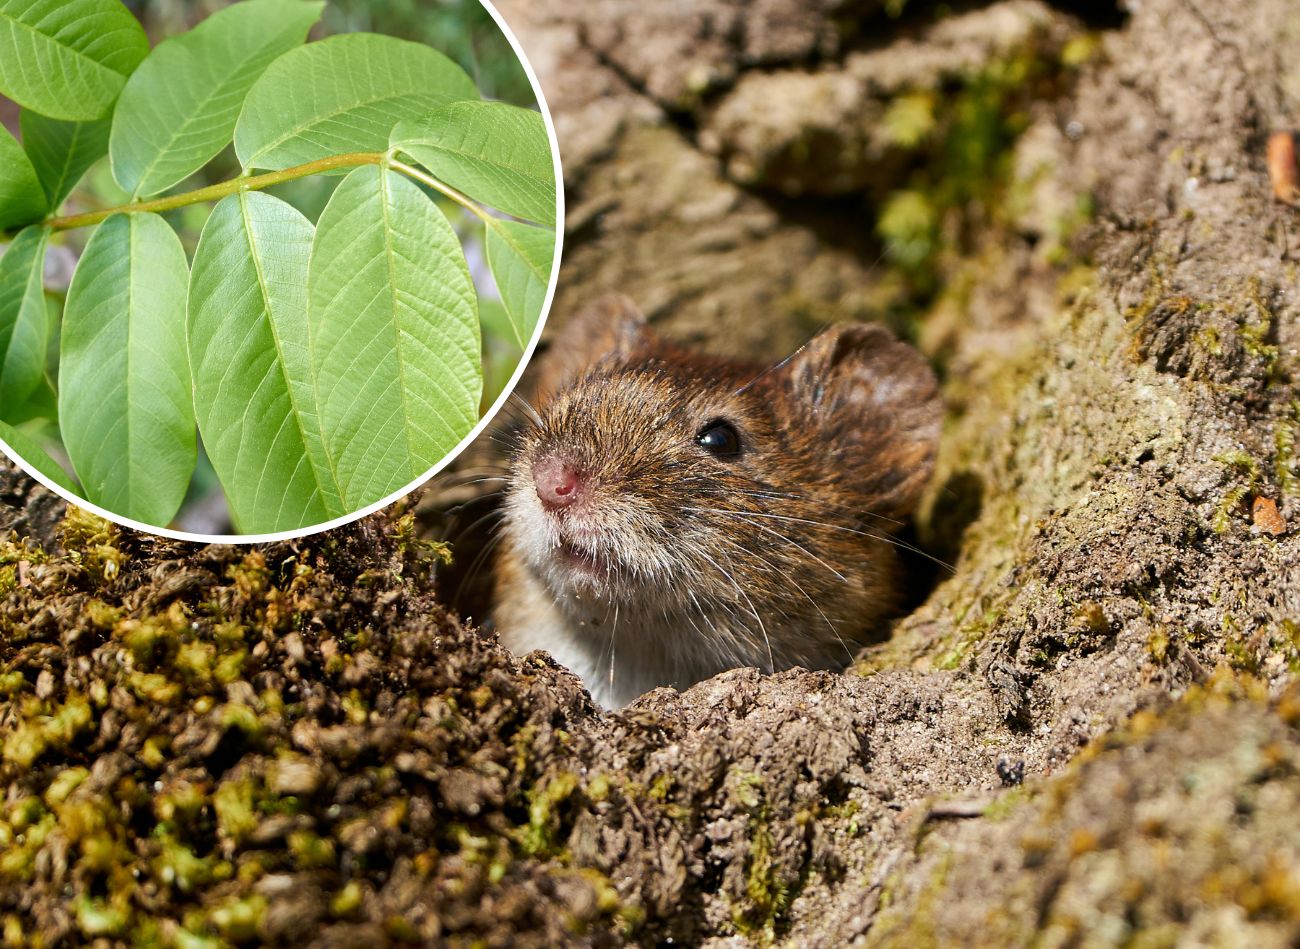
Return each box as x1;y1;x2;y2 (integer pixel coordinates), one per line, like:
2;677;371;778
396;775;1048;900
0;0;561;540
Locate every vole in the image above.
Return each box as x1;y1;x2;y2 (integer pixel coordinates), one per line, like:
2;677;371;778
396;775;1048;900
493;295;941;709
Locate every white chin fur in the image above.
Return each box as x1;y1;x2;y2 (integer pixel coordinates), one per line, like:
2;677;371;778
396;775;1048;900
502;482;684;609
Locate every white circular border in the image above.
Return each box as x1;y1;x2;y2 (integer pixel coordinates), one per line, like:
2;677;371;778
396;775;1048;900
0;0;564;546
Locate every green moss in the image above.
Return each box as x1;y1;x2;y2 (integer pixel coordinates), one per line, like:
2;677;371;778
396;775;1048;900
585;772;610;803
85;599;122;629
1060;33;1102;68
60;508;126;583
519;773;579;857
1242;278;1280;371
121;615;179;667
878;190;938;273
331;880;365;918
1275;402;1299;498
733;815;788;942
155;838;221;893
1147;626;1172;664
935;598;1010;671
882;93;938;148
220;702;262;740
647;773;674;801
1277;621;1300;673
1212;451;1261;533
43;767;88;807
209;893;266;942
726;772;800;942
0;672;23;698
214;648;248;685
175;640;216;681
214;778;259;845
982;786;1033;821
289;830;336;869
75;895;129;938
130;671;182;705
874;37;1079;306
390;511;453;565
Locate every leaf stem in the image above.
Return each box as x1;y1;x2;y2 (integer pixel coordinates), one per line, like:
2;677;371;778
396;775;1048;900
3;152;498;241
33;153;387;235
387;157;494;223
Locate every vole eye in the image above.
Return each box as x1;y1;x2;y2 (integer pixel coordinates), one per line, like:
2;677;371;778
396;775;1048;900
695;419;742;459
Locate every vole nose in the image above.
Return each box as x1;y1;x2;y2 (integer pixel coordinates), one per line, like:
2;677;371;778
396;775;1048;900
533;455;586;510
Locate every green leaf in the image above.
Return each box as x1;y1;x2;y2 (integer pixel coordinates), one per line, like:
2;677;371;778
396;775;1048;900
235;33;479;172
479;298;523;413
0;419;76;492
0;226;49;416
59;213;195;526
0;0;149;120
111;0;323;199
0;124;45;230
391;101;556;224
20;111;111;209
308;165;480;511
188;191;342;533
4;374;57;427
485;219;554;348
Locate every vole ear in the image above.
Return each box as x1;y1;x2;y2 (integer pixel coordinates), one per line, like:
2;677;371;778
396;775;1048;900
533;293;651;402
782;323;941;519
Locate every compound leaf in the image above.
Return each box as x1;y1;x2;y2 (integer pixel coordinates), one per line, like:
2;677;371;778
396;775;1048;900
0;226;49;417
59;213;195;526
0;124;46;230
391;100;556;224
235;33;478;171
308;165;480;512
188;191;342;533
485;218;554;348
20;110;110;208
0;418;76;491
111;0;322;198
0;0;149;120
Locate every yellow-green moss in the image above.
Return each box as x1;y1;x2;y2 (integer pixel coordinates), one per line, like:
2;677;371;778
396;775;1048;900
1212;451;1261;534
519;772;579;857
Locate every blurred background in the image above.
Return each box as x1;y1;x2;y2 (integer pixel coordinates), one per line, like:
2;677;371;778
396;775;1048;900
0;0;542;535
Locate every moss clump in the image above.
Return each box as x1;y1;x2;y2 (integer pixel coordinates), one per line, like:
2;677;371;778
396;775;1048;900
727;771;800;942
1274;401;1299;498
0;506;623;946
877;46;1078;304
519;772;579;857
59;507;125;583
1212;450;1261;534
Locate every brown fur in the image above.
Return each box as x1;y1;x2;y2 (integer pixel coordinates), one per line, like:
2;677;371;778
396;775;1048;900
494;295;941;708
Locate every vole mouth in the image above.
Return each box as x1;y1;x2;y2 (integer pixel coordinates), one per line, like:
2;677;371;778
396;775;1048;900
552;539;611;577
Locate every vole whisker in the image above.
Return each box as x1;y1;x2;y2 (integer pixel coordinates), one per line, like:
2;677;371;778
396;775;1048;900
455;528;506;609
711;534;852;665
448;506;506;542
703;508;954;574
695;548;774;674
442;476;511;490
682;506;850;583
731;334;810;396
506;390;544;428
727;486;906;527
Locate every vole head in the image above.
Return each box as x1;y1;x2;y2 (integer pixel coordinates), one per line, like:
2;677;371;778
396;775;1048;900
504;295;941;661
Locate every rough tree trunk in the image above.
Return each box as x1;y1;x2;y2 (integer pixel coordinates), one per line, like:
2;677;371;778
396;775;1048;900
490;0;1300;941
1;0;1298;945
